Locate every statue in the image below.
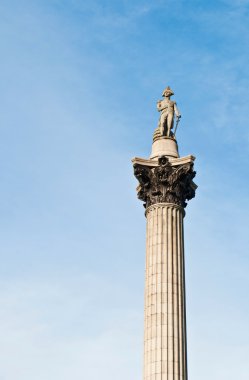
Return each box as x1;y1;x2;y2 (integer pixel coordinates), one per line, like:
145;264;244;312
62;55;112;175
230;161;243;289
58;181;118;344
157;86;181;137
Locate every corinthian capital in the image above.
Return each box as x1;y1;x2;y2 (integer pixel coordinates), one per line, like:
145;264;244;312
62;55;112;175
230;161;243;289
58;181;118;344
133;155;196;209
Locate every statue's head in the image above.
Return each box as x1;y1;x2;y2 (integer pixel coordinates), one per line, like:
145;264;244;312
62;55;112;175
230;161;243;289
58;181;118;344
162;86;174;97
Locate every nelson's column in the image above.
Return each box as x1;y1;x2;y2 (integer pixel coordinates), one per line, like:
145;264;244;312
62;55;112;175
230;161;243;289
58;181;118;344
132;86;197;380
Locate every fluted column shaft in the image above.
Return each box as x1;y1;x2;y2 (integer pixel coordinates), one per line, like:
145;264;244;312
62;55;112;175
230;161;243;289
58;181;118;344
144;203;187;380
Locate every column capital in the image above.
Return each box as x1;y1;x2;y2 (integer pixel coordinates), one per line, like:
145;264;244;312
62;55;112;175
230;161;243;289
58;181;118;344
133;155;197;209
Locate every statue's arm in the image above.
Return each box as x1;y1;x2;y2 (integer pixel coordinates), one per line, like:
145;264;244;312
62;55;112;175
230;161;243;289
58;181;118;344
157;100;162;112
174;102;181;118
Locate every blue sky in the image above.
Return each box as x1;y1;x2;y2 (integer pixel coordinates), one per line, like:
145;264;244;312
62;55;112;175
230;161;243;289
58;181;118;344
0;0;249;379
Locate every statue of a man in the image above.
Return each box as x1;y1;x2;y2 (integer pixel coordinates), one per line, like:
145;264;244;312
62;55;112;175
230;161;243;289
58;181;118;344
157;86;181;137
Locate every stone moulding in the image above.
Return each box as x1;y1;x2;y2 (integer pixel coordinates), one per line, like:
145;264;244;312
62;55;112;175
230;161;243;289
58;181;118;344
132;154;196;167
133;155;196;209
145;202;185;217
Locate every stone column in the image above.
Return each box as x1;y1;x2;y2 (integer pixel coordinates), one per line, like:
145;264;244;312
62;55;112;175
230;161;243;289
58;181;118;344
144;203;187;380
132;150;196;380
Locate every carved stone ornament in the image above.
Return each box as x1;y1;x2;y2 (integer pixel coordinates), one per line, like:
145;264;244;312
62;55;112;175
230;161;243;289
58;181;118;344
133;156;196;209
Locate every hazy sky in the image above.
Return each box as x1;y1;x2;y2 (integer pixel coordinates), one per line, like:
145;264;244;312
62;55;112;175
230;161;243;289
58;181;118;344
0;0;249;379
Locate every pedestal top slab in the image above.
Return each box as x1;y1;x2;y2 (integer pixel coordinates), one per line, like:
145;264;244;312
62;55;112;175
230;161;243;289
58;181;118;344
132;154;195;168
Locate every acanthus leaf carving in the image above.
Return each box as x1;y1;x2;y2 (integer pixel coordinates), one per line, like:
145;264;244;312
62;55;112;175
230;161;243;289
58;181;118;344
133;156;196;209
